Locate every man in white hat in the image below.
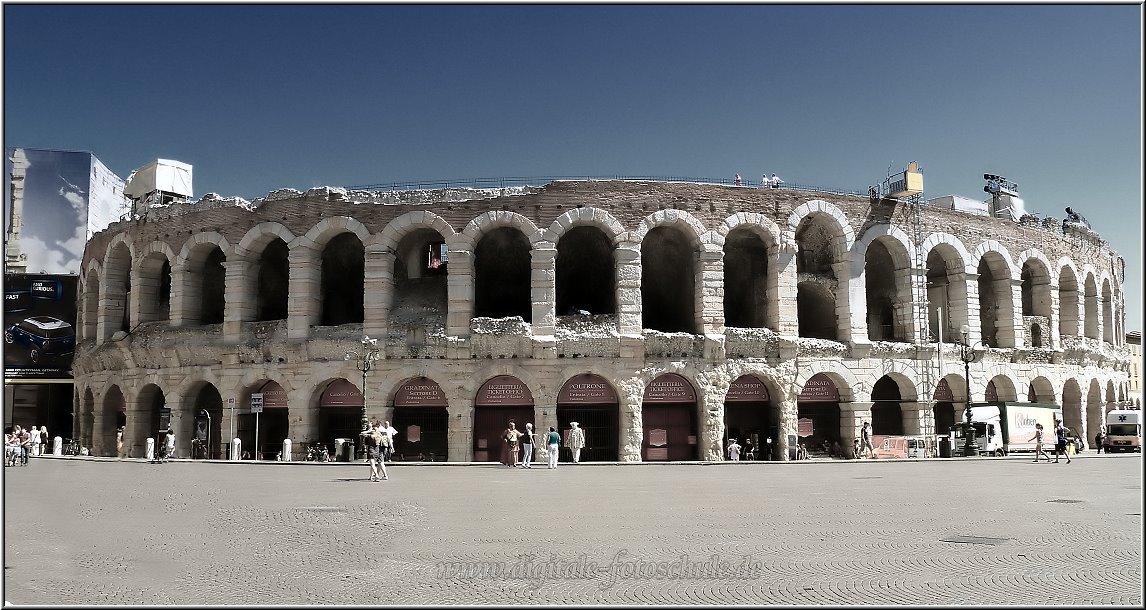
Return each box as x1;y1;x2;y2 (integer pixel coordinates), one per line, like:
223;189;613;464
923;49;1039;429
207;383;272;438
567;421;586;464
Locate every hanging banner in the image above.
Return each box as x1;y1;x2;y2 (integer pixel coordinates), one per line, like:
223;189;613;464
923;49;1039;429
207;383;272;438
644;374;696;403
725;375;770;402
557;374;617;404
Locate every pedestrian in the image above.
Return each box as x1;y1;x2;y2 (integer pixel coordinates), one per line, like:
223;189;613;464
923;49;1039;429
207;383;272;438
163;428;175;462
520;423;535;468
852;437;861;460
19;425;31;465
1094;426;1106;454
761;173;768;189
567;421;586;464
39;426;49;455
1053;419;1072;464
546;426;561;469
116;426;125;459
743;436;755;460
381;420;397;462
727;438;742;461
860;421;875;458
30;424;42;457
1028;423;1051;462
734;173;742;186
501;421;521;467
360;423;384;481
770;173;783;188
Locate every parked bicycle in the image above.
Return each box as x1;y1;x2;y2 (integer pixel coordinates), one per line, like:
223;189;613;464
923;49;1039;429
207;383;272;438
63;438;81;456
306;444;331;462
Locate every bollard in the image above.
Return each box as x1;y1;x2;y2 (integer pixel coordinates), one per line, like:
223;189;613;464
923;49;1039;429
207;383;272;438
146;438;155;461
231;438;241;460
53;436;63;456
282;438;292;462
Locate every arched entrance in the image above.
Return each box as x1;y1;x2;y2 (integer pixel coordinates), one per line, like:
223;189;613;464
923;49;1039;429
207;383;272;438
472;375;535;463
392;377;450;461
556;374;619;462
192;384;224;459
723;374;779;460
134;385;168;458
933;379;957;438
871;377;905;436
238;381;289;460
318;379;364;456
642;373;698;461
102;386;126;457
797;373;842;457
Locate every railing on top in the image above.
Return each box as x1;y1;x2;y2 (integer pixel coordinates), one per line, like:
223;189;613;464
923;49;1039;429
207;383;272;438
345;175;872;198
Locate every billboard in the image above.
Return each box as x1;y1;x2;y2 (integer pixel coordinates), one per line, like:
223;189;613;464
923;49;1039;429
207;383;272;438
3;273;78;379
4;148;127;275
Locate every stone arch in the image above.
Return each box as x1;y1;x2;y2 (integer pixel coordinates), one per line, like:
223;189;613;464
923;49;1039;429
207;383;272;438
544;207;626;245
302;215;372;250
555;222;618;317
175;234;229;326
1083;270;1099;339
135;240;177;324
786;200;856;252
716;212;784;249
100;384;127;457
976;247;1017;348
319;231;365;326
458;210;544;250
235;222;298;259
1028;375;1057;403
175;231;232;268
80;261;103;342
721;214;782;330
856;228;916;343
638;210;705;334
1018;250;1054;348
1057;258;1082;337
986;374;1019;402
970;240;1020;278
794;364;859;403
100;238;134;340
632;209;707;247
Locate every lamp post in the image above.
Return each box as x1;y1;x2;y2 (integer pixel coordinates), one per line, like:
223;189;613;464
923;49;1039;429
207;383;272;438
345;336;380;458
958;325;982;457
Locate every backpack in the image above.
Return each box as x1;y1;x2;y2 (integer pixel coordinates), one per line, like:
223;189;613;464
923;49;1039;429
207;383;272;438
378;432;391;448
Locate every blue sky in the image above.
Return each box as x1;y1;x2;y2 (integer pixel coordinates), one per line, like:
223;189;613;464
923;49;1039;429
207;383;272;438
4;4;1142;330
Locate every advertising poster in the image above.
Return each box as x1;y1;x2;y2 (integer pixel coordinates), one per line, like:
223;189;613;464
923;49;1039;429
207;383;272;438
3;273;78;379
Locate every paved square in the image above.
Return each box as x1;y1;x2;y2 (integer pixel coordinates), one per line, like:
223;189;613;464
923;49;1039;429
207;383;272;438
3;455;1142;605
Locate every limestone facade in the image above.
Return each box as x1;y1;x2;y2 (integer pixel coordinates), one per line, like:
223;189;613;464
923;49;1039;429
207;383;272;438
70;180;1132;461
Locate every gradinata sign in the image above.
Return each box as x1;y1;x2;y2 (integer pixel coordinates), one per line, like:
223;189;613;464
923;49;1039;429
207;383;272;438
395;377;448;408
797;373;840;402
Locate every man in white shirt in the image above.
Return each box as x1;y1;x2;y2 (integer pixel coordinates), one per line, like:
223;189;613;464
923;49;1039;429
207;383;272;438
381;421;397;462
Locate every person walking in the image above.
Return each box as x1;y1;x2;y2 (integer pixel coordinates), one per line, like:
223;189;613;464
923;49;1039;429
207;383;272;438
360;423;387;481
546;426;561;469
727;438;742;461
567;422;586;464
860;421;875;459
39;426;49;456
18;426;31;465
1029;423;1051;462
520;423;535;468
30;424;41;457
1053;419;1072;464
381;421;397;462
163;428;176;462
1094;426;1106;454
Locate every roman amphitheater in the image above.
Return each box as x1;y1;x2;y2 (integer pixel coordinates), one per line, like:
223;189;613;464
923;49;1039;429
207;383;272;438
71;179;1132;462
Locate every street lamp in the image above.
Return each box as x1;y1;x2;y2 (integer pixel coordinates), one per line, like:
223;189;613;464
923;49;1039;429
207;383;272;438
958;324;982;457
345;336;381;457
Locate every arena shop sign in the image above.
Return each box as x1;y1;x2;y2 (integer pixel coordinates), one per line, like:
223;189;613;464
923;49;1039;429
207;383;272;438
726;375;770;402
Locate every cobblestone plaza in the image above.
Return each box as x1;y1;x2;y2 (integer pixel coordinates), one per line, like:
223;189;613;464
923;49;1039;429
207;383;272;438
3;455;1142;605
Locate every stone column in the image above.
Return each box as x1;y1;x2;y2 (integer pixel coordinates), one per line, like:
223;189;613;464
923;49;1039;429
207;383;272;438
166;393;187;459
699;389;725;461
845;257;868;345
618;391;643;462
223;258;254;343
774;246;799;337
1047;282;1061;349
775;396;797;461
448;400;475;462
289;388;317;455
1002;278;1023;348
364;248;394;340
531;243;557;358
91;409;108;457
615;243;644;358
900;401;930;435
840;402;873;457
444;238;473;345
287;241;320;341
962;271;982;345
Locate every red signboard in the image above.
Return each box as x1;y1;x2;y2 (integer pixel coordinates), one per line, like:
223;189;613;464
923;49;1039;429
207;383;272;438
871;435;908;459
798;374;840;402
644;374;696;403
797;418;814;437
406;425;421;443
395;377;448;407
557;374;618;404
320;379;362;407
647;428;668;447
259;381;288;408
725;375;770;402
934;379;954;402
476;375;534;406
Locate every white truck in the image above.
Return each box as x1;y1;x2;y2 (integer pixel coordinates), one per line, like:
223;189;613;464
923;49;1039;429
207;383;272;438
950;402;1063;457
1104;409;1142;453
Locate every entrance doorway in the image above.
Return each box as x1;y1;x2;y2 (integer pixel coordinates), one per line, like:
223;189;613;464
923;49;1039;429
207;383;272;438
556;374;619;462
797;373;842;456
724;374;779;460
642;374;698;461
318;379;363;458
392;377;450;461
472;375;534;463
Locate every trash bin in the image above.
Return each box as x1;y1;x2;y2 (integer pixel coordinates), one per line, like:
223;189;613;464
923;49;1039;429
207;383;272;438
938;435;952;458
334;438;355;462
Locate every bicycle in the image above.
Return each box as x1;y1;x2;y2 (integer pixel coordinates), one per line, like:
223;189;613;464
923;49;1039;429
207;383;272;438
306;444;331;462
63;438;81;456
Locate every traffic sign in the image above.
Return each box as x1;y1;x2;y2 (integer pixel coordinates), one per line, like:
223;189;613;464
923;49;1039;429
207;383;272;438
250;393;264;414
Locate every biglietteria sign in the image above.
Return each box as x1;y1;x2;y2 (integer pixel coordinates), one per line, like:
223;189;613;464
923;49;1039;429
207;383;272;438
644;373;696;403
476;375;534;406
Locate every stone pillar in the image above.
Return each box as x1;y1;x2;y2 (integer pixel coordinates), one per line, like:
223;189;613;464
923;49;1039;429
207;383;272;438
125;398;149;459
962;271;982;345
223;258;254;343
699;388;724;461
900;401;929;435
166;393;187;459
169;262;198;328
774;245;799;336
1001;278;1023;348
444;238;473;343
364;248;394;340
840;402;873;457
1047;282;1061;349
531;243;557;358
448;400;475;462
775;397;797;461
287;241;320;341
618;392;643;462
845;257;868;345
289;389;317;454
615;243;644;358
